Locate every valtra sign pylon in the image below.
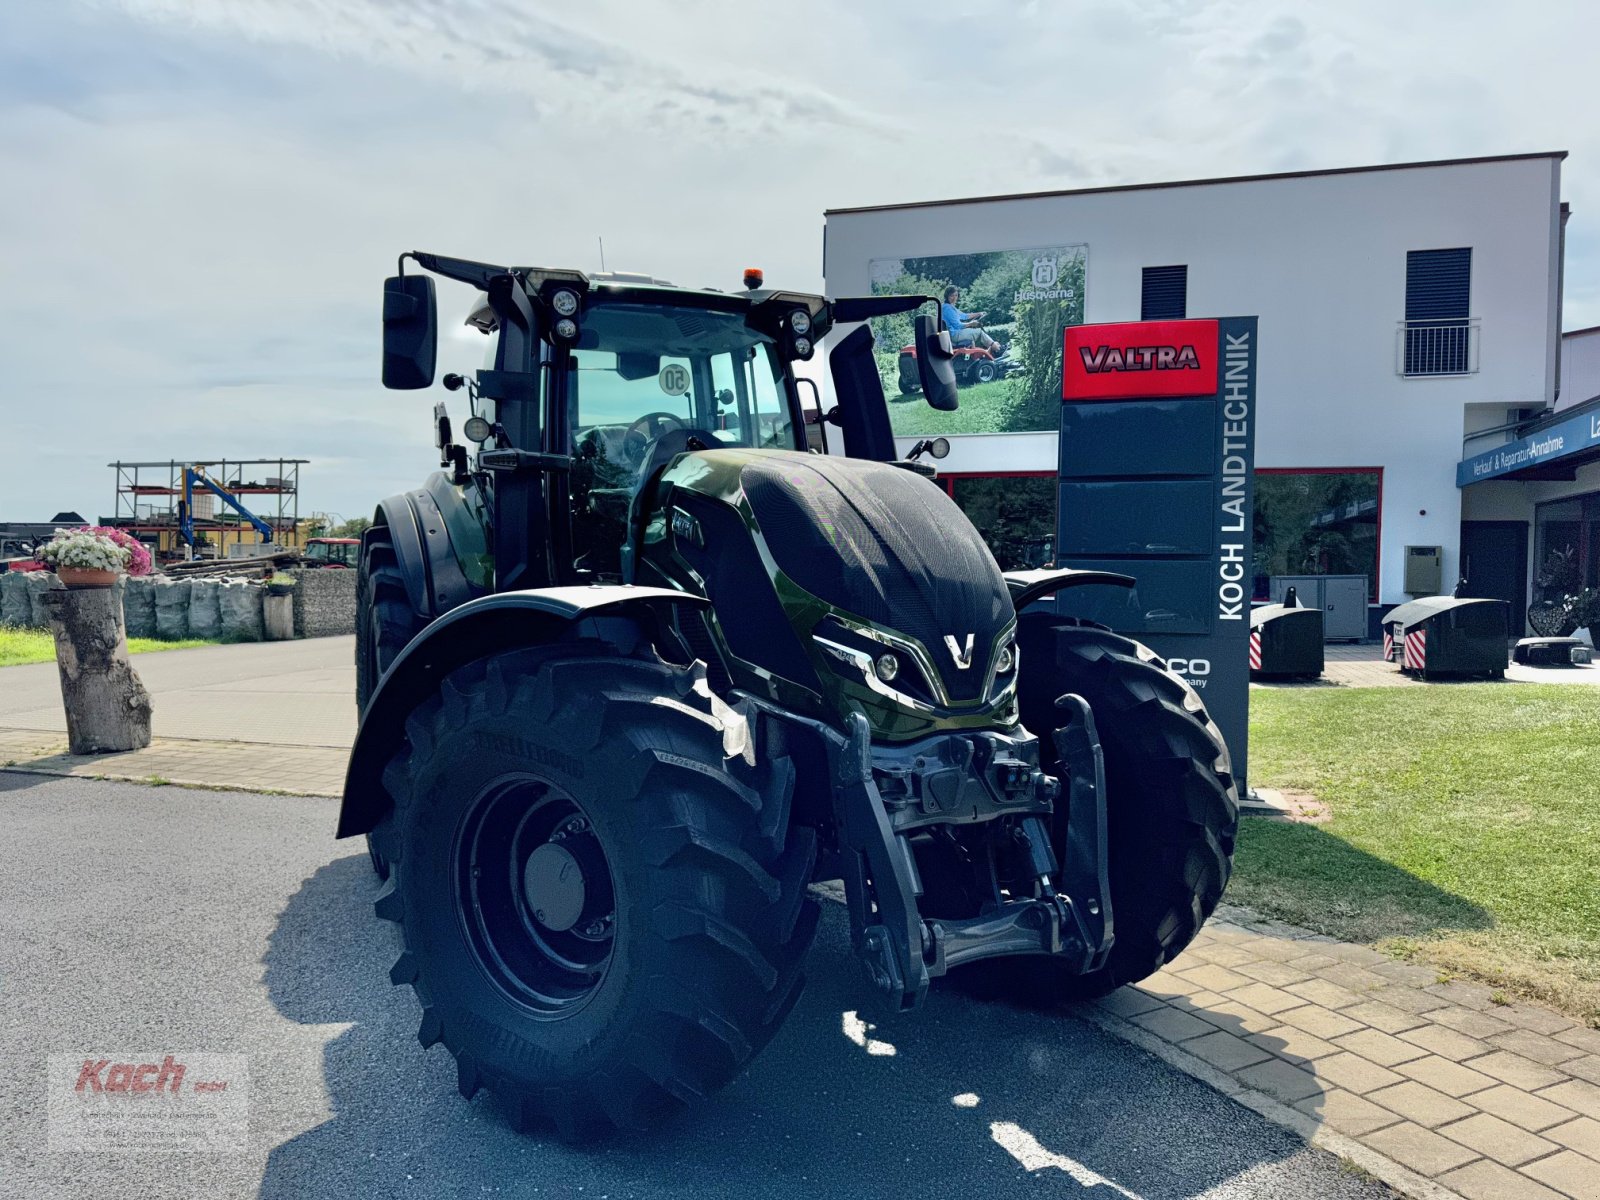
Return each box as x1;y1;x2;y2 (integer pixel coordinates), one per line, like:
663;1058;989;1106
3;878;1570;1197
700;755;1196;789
1052;317;1258;793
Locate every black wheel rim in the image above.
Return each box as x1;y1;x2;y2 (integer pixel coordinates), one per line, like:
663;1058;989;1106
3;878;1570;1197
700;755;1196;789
453;777;617;1018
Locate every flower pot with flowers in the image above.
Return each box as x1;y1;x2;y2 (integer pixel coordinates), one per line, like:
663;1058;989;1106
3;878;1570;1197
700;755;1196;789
33;528;154;754
36;528;138;589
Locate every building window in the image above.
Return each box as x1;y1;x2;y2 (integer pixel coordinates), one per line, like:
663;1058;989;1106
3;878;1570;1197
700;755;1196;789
1141;265;1187;321
1402;247;1475;376
1253;470;1381;601
946;474;1057;571
1535;496;1600;597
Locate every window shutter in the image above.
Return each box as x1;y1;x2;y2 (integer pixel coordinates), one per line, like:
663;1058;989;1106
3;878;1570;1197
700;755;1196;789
1405;248;1471;321
1141;265;1187;321
1403;248;1473;374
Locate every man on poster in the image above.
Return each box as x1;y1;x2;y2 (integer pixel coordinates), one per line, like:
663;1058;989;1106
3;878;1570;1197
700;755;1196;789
941;285;1006;357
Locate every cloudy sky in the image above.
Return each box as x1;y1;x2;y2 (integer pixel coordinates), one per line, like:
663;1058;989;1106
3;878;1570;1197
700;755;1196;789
4;0;1598;525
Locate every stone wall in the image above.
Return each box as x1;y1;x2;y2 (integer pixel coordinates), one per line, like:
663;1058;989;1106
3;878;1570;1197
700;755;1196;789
291;568;358;638
2;567;358;641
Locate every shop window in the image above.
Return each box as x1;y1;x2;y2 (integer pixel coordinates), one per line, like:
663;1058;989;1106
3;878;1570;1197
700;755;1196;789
1252;471;1381;600
1534;496;1600;599
947;475;1057;571
1141;265;1187;321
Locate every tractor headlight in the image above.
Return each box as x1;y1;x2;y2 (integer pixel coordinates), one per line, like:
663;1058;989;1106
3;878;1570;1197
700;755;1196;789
874;653;898;682
790;309;812;336
793;336;813;359
551;289;580;317
996;644;1016;675
554;317;579;341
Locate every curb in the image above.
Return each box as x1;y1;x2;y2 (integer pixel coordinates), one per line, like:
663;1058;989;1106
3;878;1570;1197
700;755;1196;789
0;762;336;798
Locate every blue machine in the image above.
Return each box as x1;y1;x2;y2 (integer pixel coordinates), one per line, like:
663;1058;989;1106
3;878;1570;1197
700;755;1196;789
179;468;274;551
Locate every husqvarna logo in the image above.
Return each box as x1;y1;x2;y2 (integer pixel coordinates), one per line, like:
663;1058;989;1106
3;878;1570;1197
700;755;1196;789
1031;256;1057;289
944;634;975;669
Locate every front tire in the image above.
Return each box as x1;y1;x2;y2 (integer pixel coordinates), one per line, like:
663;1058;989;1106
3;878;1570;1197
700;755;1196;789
958;616;1237;1003
371;647;819;1137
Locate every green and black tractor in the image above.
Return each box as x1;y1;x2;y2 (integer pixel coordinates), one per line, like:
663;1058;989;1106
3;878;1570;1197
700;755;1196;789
341;253;1237;1137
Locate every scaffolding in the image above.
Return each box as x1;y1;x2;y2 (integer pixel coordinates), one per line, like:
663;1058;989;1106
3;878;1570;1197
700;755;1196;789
107;459;308;560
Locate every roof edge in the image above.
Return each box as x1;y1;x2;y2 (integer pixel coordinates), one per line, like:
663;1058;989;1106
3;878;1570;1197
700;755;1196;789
825;151;1568;217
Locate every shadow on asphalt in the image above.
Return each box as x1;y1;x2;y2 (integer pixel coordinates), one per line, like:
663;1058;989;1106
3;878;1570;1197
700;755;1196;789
0;768;66;795
259;856;1353;1200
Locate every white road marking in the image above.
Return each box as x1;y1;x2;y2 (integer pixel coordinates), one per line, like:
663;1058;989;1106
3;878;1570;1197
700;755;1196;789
990;1121;1142;1197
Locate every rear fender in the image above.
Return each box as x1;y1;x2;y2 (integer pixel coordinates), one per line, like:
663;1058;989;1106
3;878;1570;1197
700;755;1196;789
336;586;710;838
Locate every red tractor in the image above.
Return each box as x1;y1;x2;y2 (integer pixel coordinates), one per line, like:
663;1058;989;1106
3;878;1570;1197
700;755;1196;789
897;340;1018;393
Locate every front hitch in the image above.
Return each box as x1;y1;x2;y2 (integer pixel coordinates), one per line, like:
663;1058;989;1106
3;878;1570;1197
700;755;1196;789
830;705;1115;1011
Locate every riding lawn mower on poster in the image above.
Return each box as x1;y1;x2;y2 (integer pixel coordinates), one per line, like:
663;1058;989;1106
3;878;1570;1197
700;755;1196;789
340;252;1237;1138
896;331;1022;393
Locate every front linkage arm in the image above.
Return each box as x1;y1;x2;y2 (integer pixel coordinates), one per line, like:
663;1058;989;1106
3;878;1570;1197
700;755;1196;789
741;697;1116;1011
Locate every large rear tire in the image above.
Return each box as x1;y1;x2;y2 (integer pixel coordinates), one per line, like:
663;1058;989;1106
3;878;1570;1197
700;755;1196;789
956;615;1237;1004
371;647;819;1138
355;523;422;879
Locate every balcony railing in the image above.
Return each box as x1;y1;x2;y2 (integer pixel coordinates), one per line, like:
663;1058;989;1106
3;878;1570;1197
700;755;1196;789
1396;318;1480;377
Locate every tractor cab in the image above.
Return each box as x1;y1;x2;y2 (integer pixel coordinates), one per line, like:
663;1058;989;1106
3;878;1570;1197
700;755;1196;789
303;537;359;567
472;292;809;578
384;253;958;594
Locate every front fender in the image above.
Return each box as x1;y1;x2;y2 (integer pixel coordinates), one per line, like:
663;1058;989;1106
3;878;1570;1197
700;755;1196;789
1004;568;1136;612
337;585;709;839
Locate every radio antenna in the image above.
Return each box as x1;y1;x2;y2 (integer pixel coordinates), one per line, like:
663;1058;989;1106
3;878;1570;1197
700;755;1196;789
598;236;607;273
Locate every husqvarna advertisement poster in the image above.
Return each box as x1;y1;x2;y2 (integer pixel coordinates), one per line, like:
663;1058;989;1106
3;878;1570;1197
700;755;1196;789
867;245;1087;436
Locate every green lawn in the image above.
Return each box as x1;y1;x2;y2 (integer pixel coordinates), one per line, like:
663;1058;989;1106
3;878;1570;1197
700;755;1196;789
0;627;218;668
888;379;1017;435
1238;685;1600;1021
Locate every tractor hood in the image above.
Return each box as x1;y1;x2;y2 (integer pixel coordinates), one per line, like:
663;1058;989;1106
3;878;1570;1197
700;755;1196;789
654;449;1018;735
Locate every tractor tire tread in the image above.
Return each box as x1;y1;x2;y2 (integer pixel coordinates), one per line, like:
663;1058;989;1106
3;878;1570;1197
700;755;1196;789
370;648;819;1138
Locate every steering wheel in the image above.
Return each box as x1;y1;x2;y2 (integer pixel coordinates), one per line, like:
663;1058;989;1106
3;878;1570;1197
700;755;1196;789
624;411;689;465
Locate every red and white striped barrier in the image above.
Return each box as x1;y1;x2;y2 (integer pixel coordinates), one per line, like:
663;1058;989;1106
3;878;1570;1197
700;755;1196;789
1403;627;1427;673
1248;629;1262;671
1382;631;1393;662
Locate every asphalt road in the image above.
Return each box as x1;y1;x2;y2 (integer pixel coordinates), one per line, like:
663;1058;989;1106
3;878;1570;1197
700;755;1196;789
0;772;1393;1200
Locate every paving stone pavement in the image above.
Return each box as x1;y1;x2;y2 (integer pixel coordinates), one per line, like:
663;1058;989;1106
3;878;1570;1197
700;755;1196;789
1089;907;1600;1200
0;727;346;796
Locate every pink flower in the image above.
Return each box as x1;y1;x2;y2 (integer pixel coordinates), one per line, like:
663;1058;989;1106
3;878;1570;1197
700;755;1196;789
79;526;154;576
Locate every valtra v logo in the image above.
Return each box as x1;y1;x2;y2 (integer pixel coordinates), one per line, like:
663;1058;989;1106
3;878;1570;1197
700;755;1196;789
1062;319;1220;401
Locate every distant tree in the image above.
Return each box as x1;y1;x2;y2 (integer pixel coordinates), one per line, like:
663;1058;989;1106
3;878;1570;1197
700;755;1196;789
329;516;373;539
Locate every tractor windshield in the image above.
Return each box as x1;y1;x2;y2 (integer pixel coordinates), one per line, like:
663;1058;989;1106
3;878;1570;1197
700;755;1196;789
568;304;798;486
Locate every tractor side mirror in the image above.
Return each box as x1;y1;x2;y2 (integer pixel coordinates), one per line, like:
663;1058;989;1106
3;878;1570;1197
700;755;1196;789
913;313;959;412
382;274;438;390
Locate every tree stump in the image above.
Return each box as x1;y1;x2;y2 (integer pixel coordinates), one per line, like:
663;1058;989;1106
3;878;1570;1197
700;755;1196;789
43;583;153;754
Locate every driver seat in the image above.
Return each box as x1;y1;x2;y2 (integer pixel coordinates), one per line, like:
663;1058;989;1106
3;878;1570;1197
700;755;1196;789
620;427;718;582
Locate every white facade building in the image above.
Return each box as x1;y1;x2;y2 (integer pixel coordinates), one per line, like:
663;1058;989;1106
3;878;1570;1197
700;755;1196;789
823;152;1575;634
